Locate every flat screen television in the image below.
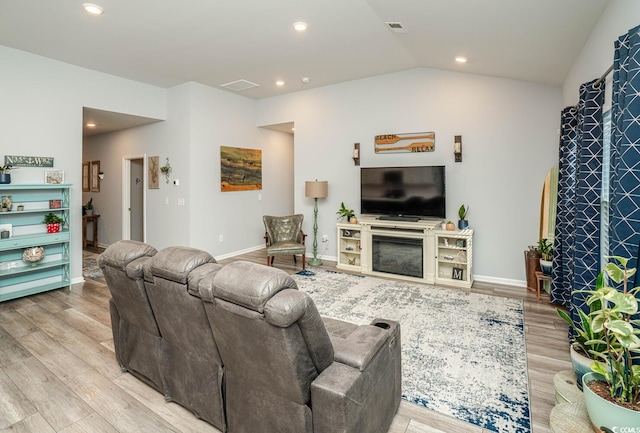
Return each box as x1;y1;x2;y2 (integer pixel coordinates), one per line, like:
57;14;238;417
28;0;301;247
360;165;445;220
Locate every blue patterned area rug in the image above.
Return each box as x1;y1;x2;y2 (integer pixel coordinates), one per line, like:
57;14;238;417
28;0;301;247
293;269;531;433
82;251;104;280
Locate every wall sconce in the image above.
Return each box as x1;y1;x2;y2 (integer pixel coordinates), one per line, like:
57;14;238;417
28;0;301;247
353;143;360;166
98;172;104;180
160;157;172;183
454;135;462;162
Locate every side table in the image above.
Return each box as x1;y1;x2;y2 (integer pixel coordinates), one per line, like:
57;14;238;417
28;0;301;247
83;214;100;249
534;270;550;302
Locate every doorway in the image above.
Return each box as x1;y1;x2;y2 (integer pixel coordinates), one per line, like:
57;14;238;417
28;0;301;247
122;156;146;242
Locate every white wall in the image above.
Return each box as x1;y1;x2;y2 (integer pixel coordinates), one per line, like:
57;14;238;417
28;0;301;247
83;82;295;257
563;0;640;106
187;82;294;257
256;68;562;285
1;46;166;282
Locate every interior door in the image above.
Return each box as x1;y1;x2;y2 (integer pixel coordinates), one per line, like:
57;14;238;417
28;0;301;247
122;155;146;242
130;158;144;241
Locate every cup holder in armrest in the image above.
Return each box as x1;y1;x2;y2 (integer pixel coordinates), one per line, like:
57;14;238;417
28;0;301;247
373;322;390;329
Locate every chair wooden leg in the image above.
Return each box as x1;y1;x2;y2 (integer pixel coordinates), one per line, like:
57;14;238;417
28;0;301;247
293;255;297;264
302;254;306;270
267;256;271;267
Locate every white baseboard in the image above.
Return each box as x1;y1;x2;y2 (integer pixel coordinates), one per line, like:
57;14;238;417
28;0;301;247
474;274;527;288
72;276;85;285
215;244;264;260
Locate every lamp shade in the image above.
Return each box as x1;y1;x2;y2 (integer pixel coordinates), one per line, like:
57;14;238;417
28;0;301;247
305;181;328;198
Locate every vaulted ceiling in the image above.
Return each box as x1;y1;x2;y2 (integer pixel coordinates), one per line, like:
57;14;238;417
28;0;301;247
1;0;609;101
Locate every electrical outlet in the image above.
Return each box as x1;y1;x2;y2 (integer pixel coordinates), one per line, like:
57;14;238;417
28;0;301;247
321;234;328;243
219;235;224;243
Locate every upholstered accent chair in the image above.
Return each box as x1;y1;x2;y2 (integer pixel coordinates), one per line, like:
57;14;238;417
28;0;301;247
97;240;162;391
199;261;402;433
263;214;307;269
143;246;226;430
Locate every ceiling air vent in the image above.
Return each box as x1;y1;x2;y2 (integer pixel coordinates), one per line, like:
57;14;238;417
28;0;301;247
220;79;259;92
385;22;408;34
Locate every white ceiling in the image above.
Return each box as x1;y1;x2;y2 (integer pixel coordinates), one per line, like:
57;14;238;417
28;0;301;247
1;0;610;134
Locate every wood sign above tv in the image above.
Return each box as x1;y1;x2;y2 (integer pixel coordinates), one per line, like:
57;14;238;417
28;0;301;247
374;132;435;153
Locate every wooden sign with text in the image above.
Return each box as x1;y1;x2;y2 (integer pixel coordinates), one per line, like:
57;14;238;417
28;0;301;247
374;132;435;154
4;155;54;167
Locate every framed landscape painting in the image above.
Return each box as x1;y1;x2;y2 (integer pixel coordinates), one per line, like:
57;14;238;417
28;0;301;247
220;146;262;192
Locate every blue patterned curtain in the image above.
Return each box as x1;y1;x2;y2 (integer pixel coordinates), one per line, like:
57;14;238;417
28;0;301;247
551;108;578;307
551;80;605;315
609;24;640;282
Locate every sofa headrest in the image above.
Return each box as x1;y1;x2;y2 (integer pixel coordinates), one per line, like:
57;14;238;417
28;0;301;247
204;261;297;313
97;240;157;271
147;246;217;284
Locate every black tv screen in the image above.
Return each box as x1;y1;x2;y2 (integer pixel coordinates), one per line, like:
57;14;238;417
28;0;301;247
360;166;446;219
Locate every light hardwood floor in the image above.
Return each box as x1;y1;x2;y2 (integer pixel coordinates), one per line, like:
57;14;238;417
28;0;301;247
0;249;570;433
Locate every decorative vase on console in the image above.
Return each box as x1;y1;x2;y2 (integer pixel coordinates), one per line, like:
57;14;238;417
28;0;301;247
458;204;469;230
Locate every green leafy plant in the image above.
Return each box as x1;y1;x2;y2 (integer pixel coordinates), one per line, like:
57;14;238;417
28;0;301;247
0;164;12;174
458;204;468;220
42;212;64;224
336;202;355;220
84;197;93;210
577;256;640;405
537;238;553;261
556;273;606;358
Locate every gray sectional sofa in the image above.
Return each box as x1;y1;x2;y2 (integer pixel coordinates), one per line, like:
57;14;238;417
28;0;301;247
98;240;402;433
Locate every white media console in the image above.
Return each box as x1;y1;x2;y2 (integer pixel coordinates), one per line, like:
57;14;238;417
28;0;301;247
336;216;473;288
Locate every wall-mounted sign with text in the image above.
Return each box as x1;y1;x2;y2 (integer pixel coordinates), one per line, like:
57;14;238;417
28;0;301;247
4;155;54;167
374;132;435;154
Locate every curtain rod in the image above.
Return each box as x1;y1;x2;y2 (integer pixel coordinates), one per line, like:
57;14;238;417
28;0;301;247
570;63;614;112
593;63;614;89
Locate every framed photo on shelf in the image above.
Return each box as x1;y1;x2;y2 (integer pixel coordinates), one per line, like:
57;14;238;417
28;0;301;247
44;169;64;184
90;160;100;192
82;161;90;191
0;223;12;239
456;239;466;248
452;267;464;280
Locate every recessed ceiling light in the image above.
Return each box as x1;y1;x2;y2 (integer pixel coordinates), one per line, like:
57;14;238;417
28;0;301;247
293;22;307;31
301;77;310;84
83;3;104;15
275;80;285;86
86;122;96;128
455;56;468;63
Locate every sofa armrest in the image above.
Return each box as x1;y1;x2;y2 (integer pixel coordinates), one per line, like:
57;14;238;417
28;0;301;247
311;320;401;433
324;317;399;371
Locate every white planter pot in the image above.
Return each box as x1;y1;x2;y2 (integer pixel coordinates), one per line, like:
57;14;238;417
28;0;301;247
583;371;640;432
539;258;552;275
570;343;599;391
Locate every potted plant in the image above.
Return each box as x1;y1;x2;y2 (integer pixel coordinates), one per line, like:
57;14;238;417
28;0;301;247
84;198;94;215
445;220;455;231
537;238;553;275
0;164;12;184
1;195;12;212
336;202;356;223
43;212;64;233
458;204;469;229
578;256;640;430
556;283;606;390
